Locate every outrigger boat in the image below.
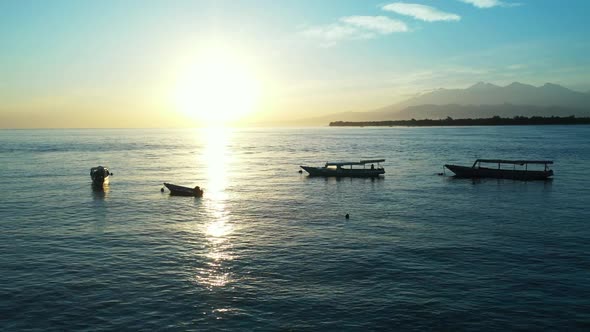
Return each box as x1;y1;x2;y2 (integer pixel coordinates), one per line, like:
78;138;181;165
163;183;204;197
445;159;553;180
90;166;111;186
300;159;385;177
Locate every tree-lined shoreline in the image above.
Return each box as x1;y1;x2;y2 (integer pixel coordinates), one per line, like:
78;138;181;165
329;116;590;127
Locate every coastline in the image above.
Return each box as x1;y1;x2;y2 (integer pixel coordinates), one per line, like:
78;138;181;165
329;116;590;127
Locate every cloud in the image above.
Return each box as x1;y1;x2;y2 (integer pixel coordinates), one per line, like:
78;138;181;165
458;0;521;8
301;24;375;47
382;3;461;22
301;16;408;46
339;16;408;34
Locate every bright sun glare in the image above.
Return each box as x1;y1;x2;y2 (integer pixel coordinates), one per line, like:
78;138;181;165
175;50;260;126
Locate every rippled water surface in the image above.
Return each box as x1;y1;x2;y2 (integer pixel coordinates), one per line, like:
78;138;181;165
1;126;590;331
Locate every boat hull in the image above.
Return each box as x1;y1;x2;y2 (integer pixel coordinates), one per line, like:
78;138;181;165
164;183;204;197
90;166;110;186
445;164;553;181
300;166;385;178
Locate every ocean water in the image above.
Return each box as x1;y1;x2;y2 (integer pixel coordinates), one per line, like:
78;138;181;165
1;126;589;331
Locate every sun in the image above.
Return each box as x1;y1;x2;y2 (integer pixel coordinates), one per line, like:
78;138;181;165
175;50;261;126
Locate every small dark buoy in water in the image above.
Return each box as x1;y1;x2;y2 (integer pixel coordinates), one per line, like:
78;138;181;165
437;172;444;176
345;213;350;219
160;187;165;193
298;169;303;173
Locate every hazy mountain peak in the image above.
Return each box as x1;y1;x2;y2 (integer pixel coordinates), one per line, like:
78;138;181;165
370;81;590;118
506;81;534;89
541;82;568;91
468;82;499;90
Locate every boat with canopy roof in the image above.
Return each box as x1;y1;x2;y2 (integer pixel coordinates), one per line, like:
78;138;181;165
300;159;385;177
445;159;553;180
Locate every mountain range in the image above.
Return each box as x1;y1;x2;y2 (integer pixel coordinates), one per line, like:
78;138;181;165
297;82;590;125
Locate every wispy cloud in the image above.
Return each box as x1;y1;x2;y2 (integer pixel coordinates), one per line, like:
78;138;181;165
382;3;461;22
458;0;521;8
301;16;408;46
339;16;408;34
301;24;375;47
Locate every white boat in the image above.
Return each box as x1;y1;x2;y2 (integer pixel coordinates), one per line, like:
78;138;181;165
90;166;111;186
300;159;385;177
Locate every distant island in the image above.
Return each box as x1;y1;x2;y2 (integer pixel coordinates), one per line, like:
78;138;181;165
294;82;590;126
329;115;590;127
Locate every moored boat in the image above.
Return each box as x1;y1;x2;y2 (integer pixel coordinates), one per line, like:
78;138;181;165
445;159;553;180
90;166;111;186
163;183;204;197
300;159;385;177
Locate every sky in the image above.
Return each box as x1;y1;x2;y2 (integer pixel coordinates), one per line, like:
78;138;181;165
1;0;589;128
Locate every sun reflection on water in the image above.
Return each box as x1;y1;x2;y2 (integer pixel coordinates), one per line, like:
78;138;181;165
201;127;231;194
194;127;236;290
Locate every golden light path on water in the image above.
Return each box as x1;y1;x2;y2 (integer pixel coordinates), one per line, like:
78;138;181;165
195;127;235;290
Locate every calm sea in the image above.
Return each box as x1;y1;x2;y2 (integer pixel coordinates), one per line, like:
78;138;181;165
1;126;589;331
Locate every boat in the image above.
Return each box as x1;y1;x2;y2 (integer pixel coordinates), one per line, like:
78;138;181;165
444;159;553;180
90;166;111;186
300;159;385;177
163;183;204;197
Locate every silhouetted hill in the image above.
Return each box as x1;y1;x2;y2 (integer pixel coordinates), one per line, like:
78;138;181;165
293;82;590;125
384;104;590;120
374;82;590;115
330;115;590;127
